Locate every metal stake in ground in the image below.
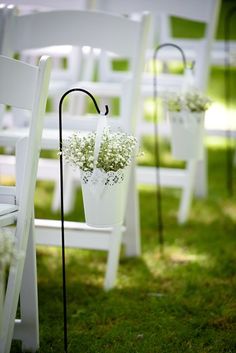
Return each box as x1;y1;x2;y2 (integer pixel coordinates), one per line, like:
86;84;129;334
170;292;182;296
224;7;236;196
153;43;187;250
59;89;108;353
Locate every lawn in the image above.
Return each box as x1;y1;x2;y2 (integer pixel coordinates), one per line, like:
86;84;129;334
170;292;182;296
11;136;236;353
11;95;236;353
10;2;236;352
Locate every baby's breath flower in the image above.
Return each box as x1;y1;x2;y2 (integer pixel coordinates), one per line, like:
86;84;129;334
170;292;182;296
166;93;183;112
63;129;138;172
166;91;212;113
185;92;212;112
0;228;19;272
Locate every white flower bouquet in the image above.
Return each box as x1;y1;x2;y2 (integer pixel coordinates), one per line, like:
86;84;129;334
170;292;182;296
63;128;137;173
165;91;212;160
0;229;17;271
166;91;212;113
63;127;138;227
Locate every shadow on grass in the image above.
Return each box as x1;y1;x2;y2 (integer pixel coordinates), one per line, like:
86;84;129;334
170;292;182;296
10;144;236;352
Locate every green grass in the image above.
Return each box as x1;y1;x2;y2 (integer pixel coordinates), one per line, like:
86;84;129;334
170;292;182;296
208;67;236;108
10;138;236;353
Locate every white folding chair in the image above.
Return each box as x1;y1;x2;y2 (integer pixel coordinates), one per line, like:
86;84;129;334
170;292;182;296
0;55;51;353
96;0;220;92
96;0;221;222
0;1;96;126
0;8;151;289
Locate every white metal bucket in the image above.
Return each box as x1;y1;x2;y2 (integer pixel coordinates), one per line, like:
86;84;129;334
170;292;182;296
169;111;205;160
81;166;131;228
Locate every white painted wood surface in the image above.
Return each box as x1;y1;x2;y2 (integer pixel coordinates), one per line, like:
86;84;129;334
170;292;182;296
0;55;51;353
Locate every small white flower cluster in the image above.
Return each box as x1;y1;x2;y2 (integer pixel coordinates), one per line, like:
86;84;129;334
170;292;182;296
63;128;137;173
166;94;183;112
166;91;212;113
0;228;17;272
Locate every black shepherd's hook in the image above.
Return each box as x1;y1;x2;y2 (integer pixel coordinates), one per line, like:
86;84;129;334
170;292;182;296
224;7;236;196
153;43;188;251
59;88;109;353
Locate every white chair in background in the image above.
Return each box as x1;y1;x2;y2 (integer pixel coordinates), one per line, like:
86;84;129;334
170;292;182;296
95;0;221;222
96;0;220;94
0;0;96;124
0;55;51;353
0;0;96;11
0;8;151;289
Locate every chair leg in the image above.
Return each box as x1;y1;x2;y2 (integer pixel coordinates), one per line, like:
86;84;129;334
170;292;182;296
194;148;208;198
123;166;141;257
104;226;123;291
0;216;38;353
51;165;77;213
0;249;26;353
51;177;61;212
18;216;39;352
178;160;197;224
0;271;4;336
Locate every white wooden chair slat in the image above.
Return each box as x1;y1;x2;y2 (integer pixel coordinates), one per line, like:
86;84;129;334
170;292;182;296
0;55;37;109
0;204;18;216
0;54;51;353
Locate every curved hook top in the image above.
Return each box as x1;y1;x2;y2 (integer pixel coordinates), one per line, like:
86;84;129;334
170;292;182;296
153;43;187;71
59;88;109;116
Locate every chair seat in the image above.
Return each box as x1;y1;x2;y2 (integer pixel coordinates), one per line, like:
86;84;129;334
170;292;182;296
0;203;18;216
0;204;18;227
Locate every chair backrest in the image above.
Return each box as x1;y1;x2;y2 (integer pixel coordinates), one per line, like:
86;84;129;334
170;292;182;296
1;8;151;133
0;0;96;12
0;1;97;83
96;0;221;91
97;0;219;22
0;1;95;124
0;54;51;209
157;0;221;91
